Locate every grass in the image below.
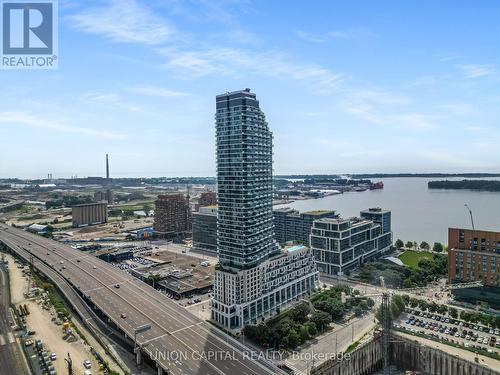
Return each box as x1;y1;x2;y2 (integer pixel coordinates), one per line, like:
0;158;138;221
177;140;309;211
399;250;433;268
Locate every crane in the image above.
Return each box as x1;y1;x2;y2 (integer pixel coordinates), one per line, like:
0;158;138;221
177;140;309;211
464;204;475;230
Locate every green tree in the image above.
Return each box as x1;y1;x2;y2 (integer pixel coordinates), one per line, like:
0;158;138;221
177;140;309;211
420;241;430;250
287;329;301;348
449;307;458;319
433;242;444;252
143;204;152;217
395;239;404;249
292;302;311;323
405;241;414;249
354;306;364;317
311;311;331;332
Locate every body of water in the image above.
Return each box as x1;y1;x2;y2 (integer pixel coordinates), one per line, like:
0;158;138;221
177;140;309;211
275;177;500;244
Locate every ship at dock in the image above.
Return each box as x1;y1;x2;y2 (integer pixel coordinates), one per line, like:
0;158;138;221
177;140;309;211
369;181;384;190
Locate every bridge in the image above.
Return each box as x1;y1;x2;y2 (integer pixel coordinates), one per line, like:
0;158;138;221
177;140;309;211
0;224;279;375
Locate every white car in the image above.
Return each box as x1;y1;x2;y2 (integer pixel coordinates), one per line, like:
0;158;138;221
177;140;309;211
83;360;92;369
84;371;92;375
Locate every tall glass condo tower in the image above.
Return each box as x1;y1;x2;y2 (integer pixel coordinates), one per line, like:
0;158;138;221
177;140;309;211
215;88;279;270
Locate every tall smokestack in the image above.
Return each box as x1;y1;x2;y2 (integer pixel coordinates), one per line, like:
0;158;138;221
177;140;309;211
106;154;110;180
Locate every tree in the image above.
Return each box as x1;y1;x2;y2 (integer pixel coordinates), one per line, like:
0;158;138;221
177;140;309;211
292;302;311;323
395;239;404;249
433;242;444;253
354;306;364;317
420;241;430;250
449;307;458;319
311;311;331;332
287;329;301;349
143;204;152;217
405;241;414;249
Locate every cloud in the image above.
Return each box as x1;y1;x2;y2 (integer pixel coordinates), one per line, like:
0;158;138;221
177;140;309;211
328;28;376;39
158;47;344;92
456;64;496;78
0;111;128;140
130;85;189;98
296;31;327;43
296;28;375;43
69;0;174;45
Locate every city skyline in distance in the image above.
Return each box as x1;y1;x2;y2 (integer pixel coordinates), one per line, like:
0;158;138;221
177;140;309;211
2;1;500;178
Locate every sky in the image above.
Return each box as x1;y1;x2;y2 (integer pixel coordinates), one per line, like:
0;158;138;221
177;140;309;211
1;0;500;179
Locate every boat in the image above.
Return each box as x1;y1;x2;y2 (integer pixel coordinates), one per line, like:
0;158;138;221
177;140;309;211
369;181;384;190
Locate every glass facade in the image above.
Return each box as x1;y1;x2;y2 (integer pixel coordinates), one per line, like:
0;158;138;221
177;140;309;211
215;89;278;269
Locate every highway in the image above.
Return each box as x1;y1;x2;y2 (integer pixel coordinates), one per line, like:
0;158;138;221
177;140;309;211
0;224;279;375
0;259;30;375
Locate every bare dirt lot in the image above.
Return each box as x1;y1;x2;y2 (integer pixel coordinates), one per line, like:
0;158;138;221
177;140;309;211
7;254;123;375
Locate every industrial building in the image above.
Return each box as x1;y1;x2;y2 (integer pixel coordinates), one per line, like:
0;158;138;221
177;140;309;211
211;89;318;331
310;209;393;276
72;202;108;227
130;252;214;298
93;189;114;203
153;194;192;239
273;208;338;245
192;206;217;253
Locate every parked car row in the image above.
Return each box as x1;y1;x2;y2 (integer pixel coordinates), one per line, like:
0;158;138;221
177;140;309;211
399;315;500;353
406;309;500;336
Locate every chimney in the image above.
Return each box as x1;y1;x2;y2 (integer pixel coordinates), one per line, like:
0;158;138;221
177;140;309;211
106;154;110;180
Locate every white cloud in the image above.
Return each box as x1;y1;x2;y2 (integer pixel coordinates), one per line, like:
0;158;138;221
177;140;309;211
157;47;344;92
456;64;496;78
130;85;189;98
69;0;174;45
296;28;375;43
296;31;326;43
0;111;128;140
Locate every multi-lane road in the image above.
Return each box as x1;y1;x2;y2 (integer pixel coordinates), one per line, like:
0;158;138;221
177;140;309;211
0;224;280;375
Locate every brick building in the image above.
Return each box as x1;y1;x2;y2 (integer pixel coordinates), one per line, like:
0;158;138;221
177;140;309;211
448;228;500;285
153;194;192;239
195;191;217;210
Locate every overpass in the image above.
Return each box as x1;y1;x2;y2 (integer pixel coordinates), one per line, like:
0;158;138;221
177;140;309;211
0;224;280;375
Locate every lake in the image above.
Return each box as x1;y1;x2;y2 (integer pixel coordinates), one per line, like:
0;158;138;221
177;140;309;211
275;177;500;244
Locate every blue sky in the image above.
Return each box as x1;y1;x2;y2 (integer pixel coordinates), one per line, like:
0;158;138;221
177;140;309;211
1;0;500;178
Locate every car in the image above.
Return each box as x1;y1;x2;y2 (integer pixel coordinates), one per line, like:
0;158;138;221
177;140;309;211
77;259;80;262
50;352;57;360
120;313;126;319
84;370;92;375
83;360;92;369
114;284;120;288
495;329;500;335
93;266;97;269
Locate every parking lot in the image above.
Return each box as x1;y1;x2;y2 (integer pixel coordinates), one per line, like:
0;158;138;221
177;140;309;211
395;309;500;355
112;256;155;272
